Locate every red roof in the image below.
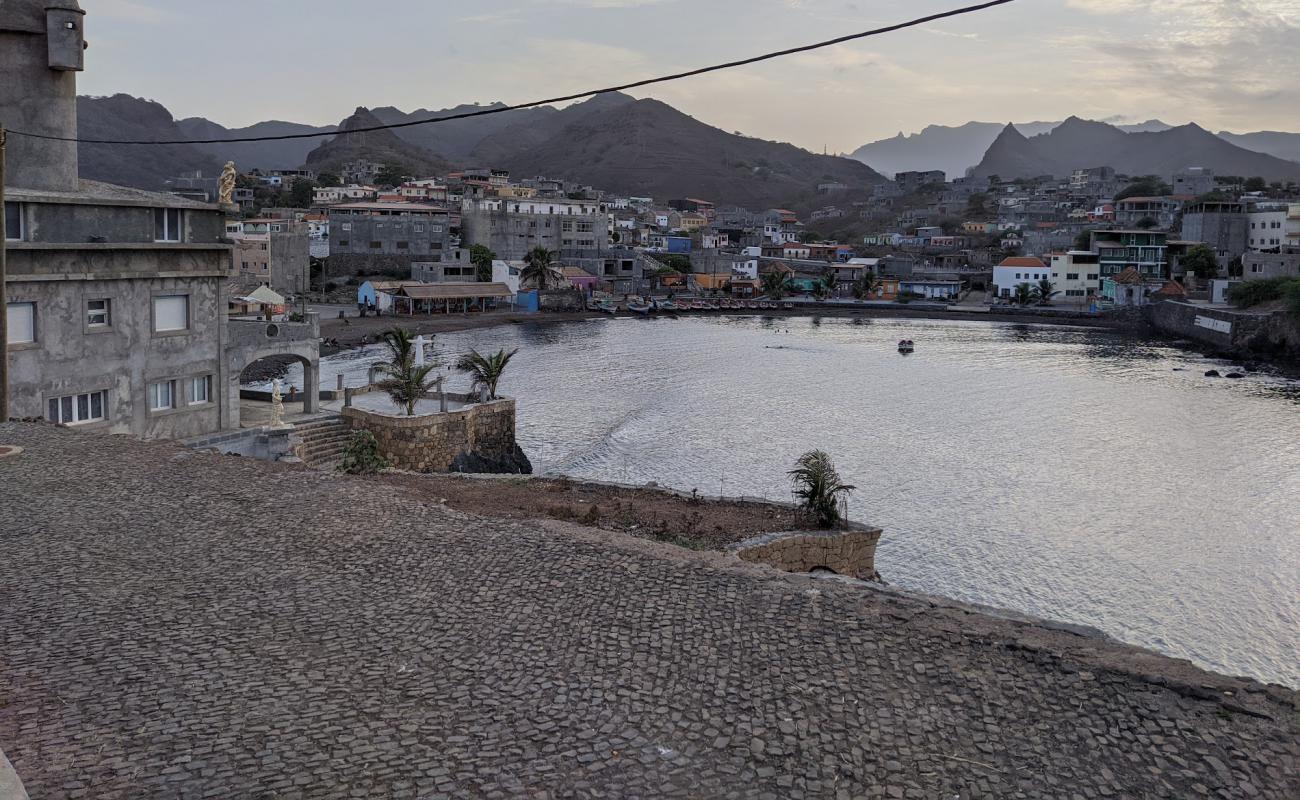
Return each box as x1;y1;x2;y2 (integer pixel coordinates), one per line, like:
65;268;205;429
997;257;1047;268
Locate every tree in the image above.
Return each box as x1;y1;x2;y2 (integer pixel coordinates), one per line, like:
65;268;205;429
1115;176;1172;201
373;328;438;416
1181;244;1220;281
1243;176;1267;193
1074;230;1094;251
520;246;561;290
1034;278;1058;305
1134;216;1158;230
455;348;519;401
965;192;990;217
375;164;411;188
316;172;341;187
851;271;878;300
761;270;793;299
1013;282;1035;306
812;270;838;300
788;450;856;529
287;179;317;208
470;244;496;282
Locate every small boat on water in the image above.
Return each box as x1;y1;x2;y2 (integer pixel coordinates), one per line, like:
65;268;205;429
599;301;618;315
659;300;677;312
627;300;652;315
781;302;794;310
691;301;709;311
897;339;915;353
746;301;760;310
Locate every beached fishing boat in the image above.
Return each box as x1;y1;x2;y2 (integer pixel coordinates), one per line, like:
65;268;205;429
781;302;794;310
898;339;915;354
627;300;652;315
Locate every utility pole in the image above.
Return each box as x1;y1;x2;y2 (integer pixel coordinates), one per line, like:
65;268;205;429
1;125;8;422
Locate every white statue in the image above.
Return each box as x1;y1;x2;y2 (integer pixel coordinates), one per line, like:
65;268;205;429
218;161;237;205
270;379;285;428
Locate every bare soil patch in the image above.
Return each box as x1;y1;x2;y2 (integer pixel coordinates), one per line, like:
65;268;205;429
376;473;816;550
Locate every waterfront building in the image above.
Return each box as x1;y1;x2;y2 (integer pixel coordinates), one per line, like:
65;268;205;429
228;218;311;296
1048;251;1102;300
1180;201;1247;266
460;197;610;262
325;202;451;277
1090;230;1168;280
992;256;1051;298
2;0;317;436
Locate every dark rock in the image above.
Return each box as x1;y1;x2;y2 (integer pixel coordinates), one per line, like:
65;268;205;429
450;444;533;475
1204;370;1221;377
1224;372;1245;379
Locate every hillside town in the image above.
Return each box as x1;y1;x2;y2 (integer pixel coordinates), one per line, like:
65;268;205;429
4;2;1300;800
186;156;1300;321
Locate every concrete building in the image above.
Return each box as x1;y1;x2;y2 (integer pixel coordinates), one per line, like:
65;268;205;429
1180;201;1247;266
1241;248;1300;280
460;197;610;262
1246;206;1299;251
1048;251;1102;301
3;0;316;437
895;170;946;192
326;202;451;277
229;219;311;296
1114;197;1181;229
1172;168;1216;197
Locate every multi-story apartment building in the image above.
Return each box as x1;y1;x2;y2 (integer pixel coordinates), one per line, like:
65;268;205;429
1246;205;1299;251
1180;201;1247;266
895;170;946;192
3;1;319;436
227;219;311;295
1090;230;1168;279
1114;196;1182;229
1172;167;1216;197
460;197;610;261
325;202;451;277
1048;251;1102;300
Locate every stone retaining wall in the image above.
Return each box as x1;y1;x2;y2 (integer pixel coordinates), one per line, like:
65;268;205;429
1147;299;1299;357
731;527;883;581
341;397;530;473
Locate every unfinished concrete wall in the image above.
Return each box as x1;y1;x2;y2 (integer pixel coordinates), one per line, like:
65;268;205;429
732;528;883;581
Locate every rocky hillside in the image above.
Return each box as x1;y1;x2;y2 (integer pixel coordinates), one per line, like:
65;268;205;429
302;107;452;178
969;118;1300;181
489;97;883;208
76;94;220;190
175;118;336;172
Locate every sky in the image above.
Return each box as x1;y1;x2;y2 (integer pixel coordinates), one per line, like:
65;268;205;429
77;0;1300;153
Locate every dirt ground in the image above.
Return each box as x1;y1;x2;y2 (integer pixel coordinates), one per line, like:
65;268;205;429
319;310;599;354
376;473;816;550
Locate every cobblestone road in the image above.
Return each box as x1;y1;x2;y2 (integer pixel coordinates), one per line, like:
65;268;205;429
1;424;1296;799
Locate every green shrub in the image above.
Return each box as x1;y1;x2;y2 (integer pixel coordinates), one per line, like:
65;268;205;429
337;431;389;475
1227;277;1294;308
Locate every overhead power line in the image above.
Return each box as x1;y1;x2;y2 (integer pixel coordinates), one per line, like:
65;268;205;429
9;0;1014;145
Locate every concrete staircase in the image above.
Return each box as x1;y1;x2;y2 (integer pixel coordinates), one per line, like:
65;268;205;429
293;416;350;470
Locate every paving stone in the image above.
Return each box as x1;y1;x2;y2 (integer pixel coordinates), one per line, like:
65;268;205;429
0;423;1296;799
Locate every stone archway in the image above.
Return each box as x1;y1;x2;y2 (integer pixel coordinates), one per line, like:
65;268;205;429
225;316;321;429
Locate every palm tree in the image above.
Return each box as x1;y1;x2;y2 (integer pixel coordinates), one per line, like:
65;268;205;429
521;246;561;290
761;270;793;300
1034;278;1058;305
851;272;878;300
456;347;519;400
813;271;838;301
788;449;856;529
373;328;439;416
1013;282;1036;306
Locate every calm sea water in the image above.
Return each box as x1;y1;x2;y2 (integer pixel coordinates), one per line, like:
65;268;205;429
271;316;1300;686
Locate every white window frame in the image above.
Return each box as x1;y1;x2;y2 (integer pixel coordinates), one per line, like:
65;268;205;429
7;301;36;346
149;380;177;412
189;375;212;406
152;295;190;334
86;298;111;328
154;207;183;242
48;390;107;426
4;201;22;241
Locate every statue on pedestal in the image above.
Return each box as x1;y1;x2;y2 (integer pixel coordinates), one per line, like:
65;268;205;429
270;379;286;428
218;161;237;206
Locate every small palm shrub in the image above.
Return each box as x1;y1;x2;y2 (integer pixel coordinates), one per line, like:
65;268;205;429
338;431;389;475
788;449;856;529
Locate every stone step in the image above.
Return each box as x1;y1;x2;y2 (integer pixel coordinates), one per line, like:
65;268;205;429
298;429;350;445
299;442;348;459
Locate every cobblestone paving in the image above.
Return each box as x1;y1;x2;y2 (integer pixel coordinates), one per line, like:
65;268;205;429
1;423;1296;799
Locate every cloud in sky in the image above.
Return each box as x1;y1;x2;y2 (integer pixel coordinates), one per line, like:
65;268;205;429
74;0;1300;151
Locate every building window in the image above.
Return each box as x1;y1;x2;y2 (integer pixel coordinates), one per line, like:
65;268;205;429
369;241;382;249
149;380;176;411
6;302;35;345
87;298;111;328
48;390;106;425
337;239;350;247
190;375;212;405
154;207;183;242
414;224;425;233
4;202;22;241
153;295;189;333
340;223;352;232
396;241;409;250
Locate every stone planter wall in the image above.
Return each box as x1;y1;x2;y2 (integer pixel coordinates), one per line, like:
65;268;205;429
341;396;529;473
731;528;883;581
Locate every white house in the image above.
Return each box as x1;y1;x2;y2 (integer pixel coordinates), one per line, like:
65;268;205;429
993;256;1051;298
